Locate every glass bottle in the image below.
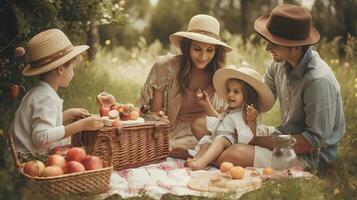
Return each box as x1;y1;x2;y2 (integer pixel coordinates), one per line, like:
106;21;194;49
271;135;299;170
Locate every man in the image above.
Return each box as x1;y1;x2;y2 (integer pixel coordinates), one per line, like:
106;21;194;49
215;4;345;170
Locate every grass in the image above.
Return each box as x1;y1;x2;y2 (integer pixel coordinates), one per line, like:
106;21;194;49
1;35;357;199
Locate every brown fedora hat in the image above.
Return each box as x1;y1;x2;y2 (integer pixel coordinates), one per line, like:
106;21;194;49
254;4;320;46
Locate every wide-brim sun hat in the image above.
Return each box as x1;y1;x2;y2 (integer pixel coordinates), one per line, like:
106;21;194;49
213;66;274;113
254;4;320;47
170;14;233;52
23;28;89;76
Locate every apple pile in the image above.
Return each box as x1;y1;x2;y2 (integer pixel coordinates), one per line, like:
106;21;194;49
22;147;104;178
99;103;140;127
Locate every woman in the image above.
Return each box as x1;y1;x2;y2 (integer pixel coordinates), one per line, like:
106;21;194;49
98;14;233;153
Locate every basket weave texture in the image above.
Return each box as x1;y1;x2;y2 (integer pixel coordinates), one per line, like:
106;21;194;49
9;131;113;197
72;121;170;171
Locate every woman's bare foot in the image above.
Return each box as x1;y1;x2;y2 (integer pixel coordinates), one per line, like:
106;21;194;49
169;147;192;160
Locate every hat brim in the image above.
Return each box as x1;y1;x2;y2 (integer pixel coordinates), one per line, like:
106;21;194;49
254;14;320;47
170;32;233;52
22;45;89;76
213;67;274;112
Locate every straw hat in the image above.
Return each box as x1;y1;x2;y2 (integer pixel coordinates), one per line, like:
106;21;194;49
169;14;233;52
254;4;320;46
213;66;274;112
22;29;89;76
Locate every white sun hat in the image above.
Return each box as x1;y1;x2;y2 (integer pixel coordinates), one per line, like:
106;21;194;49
213;66;274;112
169;14;233;52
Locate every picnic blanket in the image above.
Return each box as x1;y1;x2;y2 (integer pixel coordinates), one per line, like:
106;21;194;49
100;157;313;199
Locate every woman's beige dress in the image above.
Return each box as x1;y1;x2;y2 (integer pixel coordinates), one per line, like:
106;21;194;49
138;54;225;150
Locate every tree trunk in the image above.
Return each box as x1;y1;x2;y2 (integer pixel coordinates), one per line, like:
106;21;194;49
87;18;98;61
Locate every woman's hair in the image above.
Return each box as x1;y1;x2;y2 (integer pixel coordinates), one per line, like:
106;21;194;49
177;38;226;95
229;78;260;121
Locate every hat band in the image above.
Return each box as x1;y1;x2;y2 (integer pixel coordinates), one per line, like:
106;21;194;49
30;45;74;68
188;29;220;40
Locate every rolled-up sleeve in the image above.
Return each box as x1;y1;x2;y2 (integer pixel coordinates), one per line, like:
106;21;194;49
302;78;338;149
31;96;65;148
138;56;172;107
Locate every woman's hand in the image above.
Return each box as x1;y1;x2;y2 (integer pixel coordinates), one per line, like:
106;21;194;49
63;108;90;122
96;92;116;107
196;90;211;109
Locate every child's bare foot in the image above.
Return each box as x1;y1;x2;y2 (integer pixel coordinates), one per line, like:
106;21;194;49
188;159;207;171
185;158;195;167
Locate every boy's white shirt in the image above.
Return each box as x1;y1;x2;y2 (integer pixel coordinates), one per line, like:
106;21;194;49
12;81;70;153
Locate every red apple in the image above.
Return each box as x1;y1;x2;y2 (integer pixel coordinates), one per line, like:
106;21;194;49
99;106;110;117
81;155;103;170
23;160;45;177
64;161;85;174
119;112;130;121
41;166;64;177
50;145;72;156
46;155;66;168
66;147;86;162
10;85;19;99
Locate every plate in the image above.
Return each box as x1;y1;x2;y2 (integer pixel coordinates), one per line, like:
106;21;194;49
121;117;145;125
102;117;145;126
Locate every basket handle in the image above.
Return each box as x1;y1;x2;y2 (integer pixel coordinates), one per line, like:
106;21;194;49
93;131;113;166
8;128;22;169
153;122;160;139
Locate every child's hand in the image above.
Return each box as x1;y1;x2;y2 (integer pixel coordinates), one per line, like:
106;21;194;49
246;104;258;122
80;115;104;131
63;108;90;122
96;92;116;107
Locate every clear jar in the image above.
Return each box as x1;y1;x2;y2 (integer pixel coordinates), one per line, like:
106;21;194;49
271;135;299;170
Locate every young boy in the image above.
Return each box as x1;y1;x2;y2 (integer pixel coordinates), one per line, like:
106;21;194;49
11;29;104;154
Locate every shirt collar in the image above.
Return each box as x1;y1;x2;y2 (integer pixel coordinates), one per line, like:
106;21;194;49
39;81;63;103
283;47;314;79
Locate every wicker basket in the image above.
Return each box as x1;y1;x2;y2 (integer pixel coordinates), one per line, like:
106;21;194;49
9;131;113;197
72;121;170;171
